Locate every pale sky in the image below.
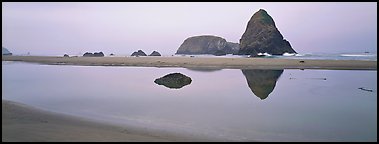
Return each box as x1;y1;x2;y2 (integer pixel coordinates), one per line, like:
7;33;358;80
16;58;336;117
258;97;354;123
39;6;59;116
2;2;377;56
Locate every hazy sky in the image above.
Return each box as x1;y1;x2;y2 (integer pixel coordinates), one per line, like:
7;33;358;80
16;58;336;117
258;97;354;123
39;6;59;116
2;2;377;56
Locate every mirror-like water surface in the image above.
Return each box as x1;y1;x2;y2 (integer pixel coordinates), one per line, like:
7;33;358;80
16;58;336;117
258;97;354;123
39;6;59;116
2;62;377;141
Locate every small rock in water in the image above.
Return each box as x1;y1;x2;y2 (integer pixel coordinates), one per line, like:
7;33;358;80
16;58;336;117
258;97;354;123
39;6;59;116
154;73;192;89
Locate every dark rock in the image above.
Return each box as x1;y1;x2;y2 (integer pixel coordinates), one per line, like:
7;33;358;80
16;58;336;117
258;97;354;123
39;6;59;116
83;52;93;57
225;42;240;54
154;73;192;89
110;53;115;56
239;9;296;57
149;51;161;56
63;54;69;57
213;50;227;56
93;52;104;57
131;50;147;56
176;35;239;55
83;52;104;57
241;69;283;100
2;47;12;55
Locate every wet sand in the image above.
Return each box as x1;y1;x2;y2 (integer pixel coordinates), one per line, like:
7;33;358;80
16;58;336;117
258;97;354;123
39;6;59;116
2;55;377;70
2;100;215;142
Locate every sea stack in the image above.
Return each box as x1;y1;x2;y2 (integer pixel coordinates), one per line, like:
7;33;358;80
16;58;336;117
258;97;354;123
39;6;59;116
149;51;161;56
82;52;104;57
176;35;239;55
239;9;296;57
131;50;147;56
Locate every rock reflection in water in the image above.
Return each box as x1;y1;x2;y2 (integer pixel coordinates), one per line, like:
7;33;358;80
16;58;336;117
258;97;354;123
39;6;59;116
241;69;284;100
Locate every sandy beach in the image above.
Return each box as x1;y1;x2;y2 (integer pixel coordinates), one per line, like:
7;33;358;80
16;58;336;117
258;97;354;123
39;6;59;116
2;100;215;142
2;55;377;70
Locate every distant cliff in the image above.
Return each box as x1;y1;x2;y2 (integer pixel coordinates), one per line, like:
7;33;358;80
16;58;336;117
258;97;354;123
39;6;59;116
176;35;239;55
239;9;296;57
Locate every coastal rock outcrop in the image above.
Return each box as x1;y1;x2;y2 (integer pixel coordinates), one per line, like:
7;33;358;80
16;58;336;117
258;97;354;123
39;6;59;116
149;51;161;56
225;42;240;54
2;47;12;55
176;35;239;55
154;73;192;89
131;50;147;56
241;69;283;100
239;9;296;57
83;52;104;57
83;52;92;57
93;52;104;57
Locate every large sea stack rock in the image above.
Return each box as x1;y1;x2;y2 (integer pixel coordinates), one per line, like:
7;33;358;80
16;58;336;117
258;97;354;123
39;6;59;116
239;9;296;57
176;35;239;55
241;69;283;100
154;73;192;89
149;51;161;56
131;50;147;56
2;47;12;55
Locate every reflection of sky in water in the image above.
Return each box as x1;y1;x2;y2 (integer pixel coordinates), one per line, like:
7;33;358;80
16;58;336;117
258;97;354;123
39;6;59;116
2;62;377;141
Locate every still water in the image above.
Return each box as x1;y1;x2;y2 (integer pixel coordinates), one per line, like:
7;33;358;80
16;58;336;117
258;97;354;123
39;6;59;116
2;62;377;141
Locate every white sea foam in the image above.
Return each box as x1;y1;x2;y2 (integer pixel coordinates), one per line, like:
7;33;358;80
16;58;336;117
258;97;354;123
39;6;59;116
283;53;304;56
282;52;296;56
257;52;272;56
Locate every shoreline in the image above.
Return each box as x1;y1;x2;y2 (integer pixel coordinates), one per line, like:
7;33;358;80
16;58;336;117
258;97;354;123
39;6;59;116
2;55;377;70
2;100;218;142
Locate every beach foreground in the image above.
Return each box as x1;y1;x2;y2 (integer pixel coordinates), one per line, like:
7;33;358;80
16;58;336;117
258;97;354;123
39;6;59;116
2;100;213;142
2;55;377;70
